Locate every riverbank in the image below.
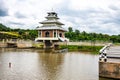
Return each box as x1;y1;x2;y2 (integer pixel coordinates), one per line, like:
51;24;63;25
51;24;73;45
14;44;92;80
0;41;104;54
59;45;103;54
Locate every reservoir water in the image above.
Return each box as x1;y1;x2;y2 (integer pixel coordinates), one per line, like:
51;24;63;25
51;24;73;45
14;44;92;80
0;48;112;80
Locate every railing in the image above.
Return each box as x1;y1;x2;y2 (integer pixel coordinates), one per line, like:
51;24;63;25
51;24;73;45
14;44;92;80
99;43;112;62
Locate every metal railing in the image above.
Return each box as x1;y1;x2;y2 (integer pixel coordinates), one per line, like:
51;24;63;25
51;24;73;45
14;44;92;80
99;43;112;62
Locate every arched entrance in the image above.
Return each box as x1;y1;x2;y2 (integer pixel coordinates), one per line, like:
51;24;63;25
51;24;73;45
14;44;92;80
59;33;62;37
45;31;50;37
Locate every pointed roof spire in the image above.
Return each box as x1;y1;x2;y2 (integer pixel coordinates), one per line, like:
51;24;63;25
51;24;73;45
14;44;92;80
46;11;59;20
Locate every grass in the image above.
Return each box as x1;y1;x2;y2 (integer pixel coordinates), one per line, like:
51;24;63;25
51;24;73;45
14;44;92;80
32;43;44;48
0;31;21;38
114;43;120;46
59;45;103;54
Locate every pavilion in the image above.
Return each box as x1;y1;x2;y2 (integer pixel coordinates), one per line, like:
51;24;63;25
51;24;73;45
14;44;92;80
35;11;69;48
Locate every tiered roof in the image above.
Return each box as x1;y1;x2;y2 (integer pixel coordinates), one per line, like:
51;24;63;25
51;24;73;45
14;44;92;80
37;11;66;31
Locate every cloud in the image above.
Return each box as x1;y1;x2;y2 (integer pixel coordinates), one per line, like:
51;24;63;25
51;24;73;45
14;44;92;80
56;0;120;35
14;12;27;18
9;21;25;26
0;0;8;16
0;0;120;35
0;9;8;16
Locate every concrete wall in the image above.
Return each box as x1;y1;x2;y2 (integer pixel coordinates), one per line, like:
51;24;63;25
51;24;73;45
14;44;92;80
99;61;120;79
0;40;37;48
0;41;107;48
17;42;32;48
55;42;106;46
0;42;7;47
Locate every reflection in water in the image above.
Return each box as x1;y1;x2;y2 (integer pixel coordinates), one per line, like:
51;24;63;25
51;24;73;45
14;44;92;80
0;48;112;80
37;50;65;80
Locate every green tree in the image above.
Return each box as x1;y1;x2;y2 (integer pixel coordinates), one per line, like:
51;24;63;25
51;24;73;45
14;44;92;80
29;30;38;40
68;27;73;32
75;29;80;35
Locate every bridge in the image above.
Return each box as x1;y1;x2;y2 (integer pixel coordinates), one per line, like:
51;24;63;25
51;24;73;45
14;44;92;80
0;39;33;48
99;44;120;79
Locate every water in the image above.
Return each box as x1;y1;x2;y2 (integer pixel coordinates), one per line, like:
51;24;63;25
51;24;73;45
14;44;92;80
0;48;112;80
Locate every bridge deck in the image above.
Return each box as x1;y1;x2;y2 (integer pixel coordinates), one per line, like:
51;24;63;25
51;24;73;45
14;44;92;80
107;46;120;58
106;45;120;62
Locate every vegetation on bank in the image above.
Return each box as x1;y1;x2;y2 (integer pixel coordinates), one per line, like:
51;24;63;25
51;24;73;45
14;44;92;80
1;23;119;54
32;43;44;48
59;45;103;54
65;27;120;43
0;32;21;39
0;23;37;40
0;23;120;43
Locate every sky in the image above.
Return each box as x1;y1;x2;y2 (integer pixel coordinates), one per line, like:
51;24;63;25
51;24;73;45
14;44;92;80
0;0;120;35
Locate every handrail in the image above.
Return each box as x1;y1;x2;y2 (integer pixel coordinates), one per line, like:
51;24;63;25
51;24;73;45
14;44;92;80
99;43;112;62
99;43;112;54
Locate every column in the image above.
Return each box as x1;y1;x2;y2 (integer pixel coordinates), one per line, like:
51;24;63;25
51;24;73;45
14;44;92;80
41;30;42;37
63;32;65;38
38;30;39;37
53;30;54;37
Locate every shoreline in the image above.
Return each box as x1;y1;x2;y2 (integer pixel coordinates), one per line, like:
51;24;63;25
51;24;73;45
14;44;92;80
0;45;103;54
59;45;103;54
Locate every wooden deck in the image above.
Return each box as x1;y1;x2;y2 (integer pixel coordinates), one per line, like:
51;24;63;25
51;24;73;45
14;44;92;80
107;45;120;59
99;44;120;62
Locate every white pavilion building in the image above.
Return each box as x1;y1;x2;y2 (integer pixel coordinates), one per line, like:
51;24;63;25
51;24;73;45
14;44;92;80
35;11;69;48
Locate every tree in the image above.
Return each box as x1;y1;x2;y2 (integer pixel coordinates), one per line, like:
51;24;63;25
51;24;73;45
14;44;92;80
81;31;87;36
18;29;24;35
68;27;73;32
0;23;11;31
29;30;38;40
75;29;80;35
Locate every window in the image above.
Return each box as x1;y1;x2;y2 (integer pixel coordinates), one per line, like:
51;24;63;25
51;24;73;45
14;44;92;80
54;32;56;37
59;33;62;37
45;31;49;37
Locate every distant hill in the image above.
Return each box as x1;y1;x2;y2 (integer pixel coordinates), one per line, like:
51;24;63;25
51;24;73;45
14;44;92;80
0;23;37;40
0;23;21;39
0;23;11;31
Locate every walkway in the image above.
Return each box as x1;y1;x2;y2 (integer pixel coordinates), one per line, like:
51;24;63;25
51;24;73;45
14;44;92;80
107;45;120;62
99;44;120;62
99;44;120;79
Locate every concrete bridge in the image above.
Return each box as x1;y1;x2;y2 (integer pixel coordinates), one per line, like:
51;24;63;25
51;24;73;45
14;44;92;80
99;44;120;79
0;39;33;48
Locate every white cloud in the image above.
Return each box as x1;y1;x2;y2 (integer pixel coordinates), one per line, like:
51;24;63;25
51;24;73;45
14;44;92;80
0;0;120;35
69;0;118;10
